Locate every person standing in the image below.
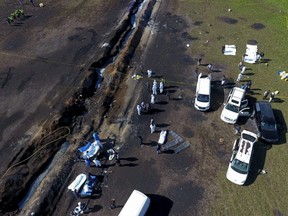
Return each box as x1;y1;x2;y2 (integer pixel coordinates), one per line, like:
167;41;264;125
236;73;242;82
152;84;157;95
207;64;213;71
30;0;36;6
263;90;270;100
197;58;202;66
238;61;243;70
145;82;150;92
115;152;121;166
110;199;116;209
150;118;154;125
234;124;241;135
195;67;199;79
240;66;246;74
147;69;152;78
269;92;275;103
150;123;156;133
138;135;143;146
156;144;161;154
151;94;155;104
159;81;164;94
136;105;141;115
221;75;226;87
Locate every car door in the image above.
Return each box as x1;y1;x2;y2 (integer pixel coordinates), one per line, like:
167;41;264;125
239;107;251;116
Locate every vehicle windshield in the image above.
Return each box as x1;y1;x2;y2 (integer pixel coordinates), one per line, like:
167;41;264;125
197;94;209;102
242;134;257;142
261;118;276;131
225;103;239;113
231;159;248;174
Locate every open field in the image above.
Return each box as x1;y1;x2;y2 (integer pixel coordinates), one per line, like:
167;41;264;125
175;0;288;215
0;0;287;215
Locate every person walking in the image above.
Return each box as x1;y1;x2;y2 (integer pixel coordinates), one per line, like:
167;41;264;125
156;144;161;154
263;90;270;100
159;81;164;94
147;69;152;78
150;118;154;125
151;94;155;104
150;123;156;133
236;73;242;82
136;105;142;115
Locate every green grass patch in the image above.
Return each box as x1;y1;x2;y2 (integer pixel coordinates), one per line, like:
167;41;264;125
175;0;288;215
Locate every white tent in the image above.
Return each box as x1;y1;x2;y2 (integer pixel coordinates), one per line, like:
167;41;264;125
223;45;236;56
243;44;258;64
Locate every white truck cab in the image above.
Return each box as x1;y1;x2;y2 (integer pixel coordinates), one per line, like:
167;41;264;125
220;87;250;124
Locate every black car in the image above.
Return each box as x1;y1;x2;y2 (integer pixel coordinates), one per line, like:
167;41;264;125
255;101;279;143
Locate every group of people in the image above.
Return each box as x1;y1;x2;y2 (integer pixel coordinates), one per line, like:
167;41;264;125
6;9;24;25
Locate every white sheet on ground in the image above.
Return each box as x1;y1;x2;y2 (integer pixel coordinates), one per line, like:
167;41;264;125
158;130;167;144
68;173;87;192
223;45;236;55
82;140;103;159
244;44;258;64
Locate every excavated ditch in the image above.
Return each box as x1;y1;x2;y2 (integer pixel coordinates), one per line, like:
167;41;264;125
0;0;157;214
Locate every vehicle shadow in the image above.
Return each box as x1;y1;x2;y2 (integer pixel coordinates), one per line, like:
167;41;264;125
209;81;224;111
273;109;287;145
146;194;173;216
244;141;269;186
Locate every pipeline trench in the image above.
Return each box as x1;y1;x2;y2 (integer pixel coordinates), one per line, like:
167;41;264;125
0;0;159;215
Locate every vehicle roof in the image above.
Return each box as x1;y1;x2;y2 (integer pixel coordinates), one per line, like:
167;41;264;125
197;75;211;95
256;101;275;119
235;130;257;164
118;190;150;216
229;87;245;105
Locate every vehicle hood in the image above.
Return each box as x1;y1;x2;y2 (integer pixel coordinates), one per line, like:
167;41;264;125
195;100;210;109
226;166;247;185
221;109;238;124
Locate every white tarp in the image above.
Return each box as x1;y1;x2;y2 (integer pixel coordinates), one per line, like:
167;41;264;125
68;173;87;192
244;44;258;64
158;130;167;144
223;45;236;56
82;140;103;159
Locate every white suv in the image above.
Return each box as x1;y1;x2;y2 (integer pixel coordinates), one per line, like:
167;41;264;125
194;73;211;111
220;87;250;124
226;130;258;185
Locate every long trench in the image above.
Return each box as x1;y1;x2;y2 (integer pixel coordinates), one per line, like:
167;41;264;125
0;0;158;214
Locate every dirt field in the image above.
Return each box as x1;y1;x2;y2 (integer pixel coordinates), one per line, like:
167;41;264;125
0;0;267;216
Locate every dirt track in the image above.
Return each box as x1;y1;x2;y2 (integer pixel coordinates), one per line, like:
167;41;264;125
0;0;259;215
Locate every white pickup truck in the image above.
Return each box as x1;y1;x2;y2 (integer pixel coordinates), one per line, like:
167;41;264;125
220;87;251;124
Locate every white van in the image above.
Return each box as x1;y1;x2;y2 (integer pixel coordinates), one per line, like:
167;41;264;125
220;87;250;124
118;190;151;216
194;73;211;111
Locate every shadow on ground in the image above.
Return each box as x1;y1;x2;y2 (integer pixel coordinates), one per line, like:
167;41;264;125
146;194;173;216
